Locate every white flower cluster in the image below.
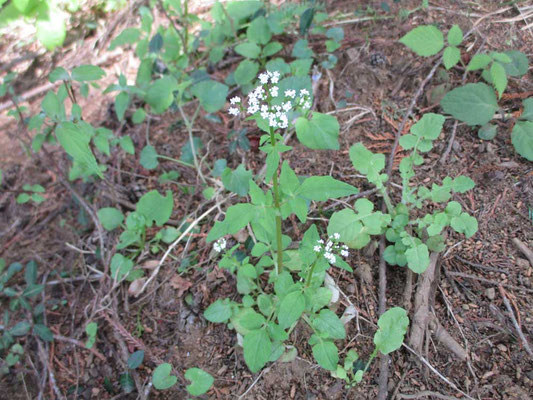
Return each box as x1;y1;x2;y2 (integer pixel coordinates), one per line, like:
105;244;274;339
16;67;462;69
227;71;312;130
313;233;350;265
213;238;227;253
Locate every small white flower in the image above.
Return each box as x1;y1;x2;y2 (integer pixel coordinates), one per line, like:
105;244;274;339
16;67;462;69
259;73;269;84
228;107;240;116
333;233;340;240
282;101;292;112
313;245;322;253
342;245;349;250
248;104;259;114
270;86;279;97
300;89;310;97
271;71;280;84
324;252;336;264
279;114;288;129
285;89;296;98
230;96;241;105
325;241;333;250
213;238;227;253
269;116;278;128
341;250;349;258
317;239;324;244
303;101;311;109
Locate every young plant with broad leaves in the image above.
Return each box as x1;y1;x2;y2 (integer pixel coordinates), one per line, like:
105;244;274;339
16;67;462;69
203;70;411;380
400;24;532;161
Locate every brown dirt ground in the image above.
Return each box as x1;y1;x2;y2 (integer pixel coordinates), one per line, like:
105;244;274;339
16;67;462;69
1;1;533;399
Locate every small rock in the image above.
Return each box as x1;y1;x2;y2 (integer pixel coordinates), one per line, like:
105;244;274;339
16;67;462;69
485;287;496;300
462;304;470;310
497;344;508;352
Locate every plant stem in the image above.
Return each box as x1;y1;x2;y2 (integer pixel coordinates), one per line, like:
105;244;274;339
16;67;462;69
379;186;394;214
156;154;194;168
269;128;283;274
178;104;206;184
305;260;318;288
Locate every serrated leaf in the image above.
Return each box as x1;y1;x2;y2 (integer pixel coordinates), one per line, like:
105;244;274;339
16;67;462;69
520;98;533;121
440;83;498;126
447;24;463;46
243;329;271;373
490;62;507;98
33;324;53;342
247;16;271;45
466;54;492;71
295;112;340;150
450;213;478;238
234;59;259;85
234;42;261;59
221;165;252;196
206;203;255;242
115;91;130;121
311;309;345;339
278;291;305;329
511;121;533;161
410;113;445;140
204;299;232;323
298;176;358;201
478;123;498;140
71;65;105;82
110;254;133;281
312;340;338;371
443;46;460;70
146;76;177;114
374;307;409;354
502;50;528;77
399;25;444;57
185;368;214;396
49;67;69;83
292;39;314;59
10;321;31;336
191;80;228;113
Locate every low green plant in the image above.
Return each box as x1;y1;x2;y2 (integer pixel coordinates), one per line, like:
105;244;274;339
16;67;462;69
0;259;53;375
400;24;532;161
151;362;214;397
16;183;46;204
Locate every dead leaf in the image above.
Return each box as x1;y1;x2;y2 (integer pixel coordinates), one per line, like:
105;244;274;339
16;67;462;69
169;275;192;297
141;260;160;269
128;278;147;297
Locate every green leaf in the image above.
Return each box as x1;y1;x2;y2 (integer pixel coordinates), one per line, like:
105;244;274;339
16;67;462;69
191;80;229;113
49;67;69;83
311;309;345;339
235;42;261;59
185;368;214;396
299;8;314;36
221;165;252;196
204;299;232;323
520;98;533;121
119;136;135;155
312;340;338;371
511;121;533;161
41;91;60;119
374;307;409;354
478;123;498;140
109;27;141;50
262;41;283;57
295;112;340;150
98;207;124;230
326;27;344;42
115;91;130;121
35;5;66;50
132;108;146;124
298;176;358;201
10;321;31;336
33;324;53;342
440;83;498;126
292;39;314;59
206;203;255;242
234;59;259;85
443;46;460;70
349;143;386;185
278;291;305;329
399;25;444;57
127;350;145;369
24;260;37;285
502;50;529;77
180;136;203;165
447;24;463;46
146;76;177;114
410;113;445;140
405;243;429;273
152;363;177;390
120;372;135;394
110;254;133;281
55;122;102;178
16;193;30;203
140;145;159;170
452;176;475;193
247;16;271;45
451;213;478;238
136;190;173;226
490;62;507;99
466;54;491;71
71;65;105;82
243;329;271;373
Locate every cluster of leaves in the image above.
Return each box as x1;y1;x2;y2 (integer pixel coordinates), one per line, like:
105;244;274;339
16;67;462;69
0;259;53;375
400;24;532;161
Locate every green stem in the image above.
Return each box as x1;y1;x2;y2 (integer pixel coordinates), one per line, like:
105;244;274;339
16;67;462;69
157;154;194;168
379;186;394;214
269;128;283;274
304;260;318;288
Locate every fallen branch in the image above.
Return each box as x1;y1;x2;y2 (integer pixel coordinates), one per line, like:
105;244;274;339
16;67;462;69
512;238;533;267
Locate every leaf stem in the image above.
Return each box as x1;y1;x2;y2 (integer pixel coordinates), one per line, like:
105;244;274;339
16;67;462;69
269;128;283;274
